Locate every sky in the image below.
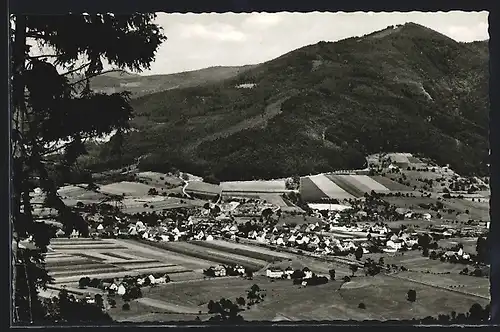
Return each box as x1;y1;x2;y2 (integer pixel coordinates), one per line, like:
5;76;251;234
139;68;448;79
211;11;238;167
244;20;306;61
140;11;489;75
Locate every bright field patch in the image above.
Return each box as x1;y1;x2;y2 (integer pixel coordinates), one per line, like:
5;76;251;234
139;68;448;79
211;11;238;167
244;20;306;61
308;174;355;200
99;181;157;196
221;180;287;193
185;181;222;195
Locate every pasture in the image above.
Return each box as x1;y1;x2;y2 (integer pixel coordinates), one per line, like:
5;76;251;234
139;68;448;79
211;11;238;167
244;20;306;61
99;181;157;196
394;271;490;299
120;196;198;214
369;176;414;191
136;171;184;188
137;273;488;322
185;181;222;196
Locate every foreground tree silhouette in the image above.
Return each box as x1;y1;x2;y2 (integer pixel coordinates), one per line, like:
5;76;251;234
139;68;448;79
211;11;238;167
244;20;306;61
11;13;166;323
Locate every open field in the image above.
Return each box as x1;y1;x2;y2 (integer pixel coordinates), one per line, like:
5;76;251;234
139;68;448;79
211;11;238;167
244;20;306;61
143;241;267;271
137;171;184;187
386;170;451;192
370;176;414;191
185;181;222;195
441;199;490;221
134;274;488;322
382;195;490;221
327;175;367;197
57;185;107;201
192;240;293;262
221;180;287;193
362;250;474;273
308;175;355;200
121;197;197;214
394;271;490;298
98;181;159;196
299;177;329;202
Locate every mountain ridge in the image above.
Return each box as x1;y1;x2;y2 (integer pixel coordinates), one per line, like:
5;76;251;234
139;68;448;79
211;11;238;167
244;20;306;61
86;23;490;181
90;64;258;97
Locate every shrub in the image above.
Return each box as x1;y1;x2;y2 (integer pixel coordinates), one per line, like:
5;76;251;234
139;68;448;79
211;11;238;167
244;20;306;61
358;303;366;309
407;289;417;302
122;303;130;311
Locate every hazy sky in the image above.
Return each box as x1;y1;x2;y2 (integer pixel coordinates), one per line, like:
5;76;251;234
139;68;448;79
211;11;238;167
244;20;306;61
141;11;489;75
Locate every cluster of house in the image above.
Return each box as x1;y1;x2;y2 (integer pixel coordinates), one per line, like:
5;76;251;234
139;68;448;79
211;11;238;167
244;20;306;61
265;266;313;279
203;264;246;277
430;246;472;263
101;273;171;295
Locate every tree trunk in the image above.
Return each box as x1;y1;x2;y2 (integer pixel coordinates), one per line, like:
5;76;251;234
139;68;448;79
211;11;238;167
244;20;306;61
11;14;27;324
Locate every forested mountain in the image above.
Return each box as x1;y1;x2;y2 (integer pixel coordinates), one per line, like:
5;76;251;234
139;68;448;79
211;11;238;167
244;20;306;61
89;23;489;181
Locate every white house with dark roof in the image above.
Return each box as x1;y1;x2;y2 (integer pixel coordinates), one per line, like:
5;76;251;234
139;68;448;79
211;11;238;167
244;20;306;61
266;267;284;279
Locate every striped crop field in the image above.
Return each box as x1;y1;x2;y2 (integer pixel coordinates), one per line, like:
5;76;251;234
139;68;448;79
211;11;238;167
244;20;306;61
49;243;127;250
299;177;330;202
192;240;293;262
326;175;368;197
351;175;390;192
45;238;196;284
142;241;266;271
302;174;355;199
369;176;414;191
309;175;355;200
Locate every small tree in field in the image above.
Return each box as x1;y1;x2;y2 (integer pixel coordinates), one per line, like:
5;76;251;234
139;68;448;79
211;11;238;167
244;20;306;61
350;264;359;277
328;269;336;281
355;246;364;260
407;289;417;302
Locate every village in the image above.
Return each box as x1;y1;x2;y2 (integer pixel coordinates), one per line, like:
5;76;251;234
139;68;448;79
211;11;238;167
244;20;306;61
23;153;490;322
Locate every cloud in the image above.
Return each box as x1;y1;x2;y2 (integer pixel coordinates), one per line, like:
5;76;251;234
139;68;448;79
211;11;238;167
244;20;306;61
241;13;284;29
446;22;489;42
178;22;247;42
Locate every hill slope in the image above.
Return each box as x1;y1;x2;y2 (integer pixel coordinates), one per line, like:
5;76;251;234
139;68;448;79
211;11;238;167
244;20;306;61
91;23;490;181
90;65;257;97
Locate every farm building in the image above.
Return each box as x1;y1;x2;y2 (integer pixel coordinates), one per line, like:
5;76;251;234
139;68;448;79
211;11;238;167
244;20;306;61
303;267;313;279
266;267;284;279
117;284;126;296
213;265;227;277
